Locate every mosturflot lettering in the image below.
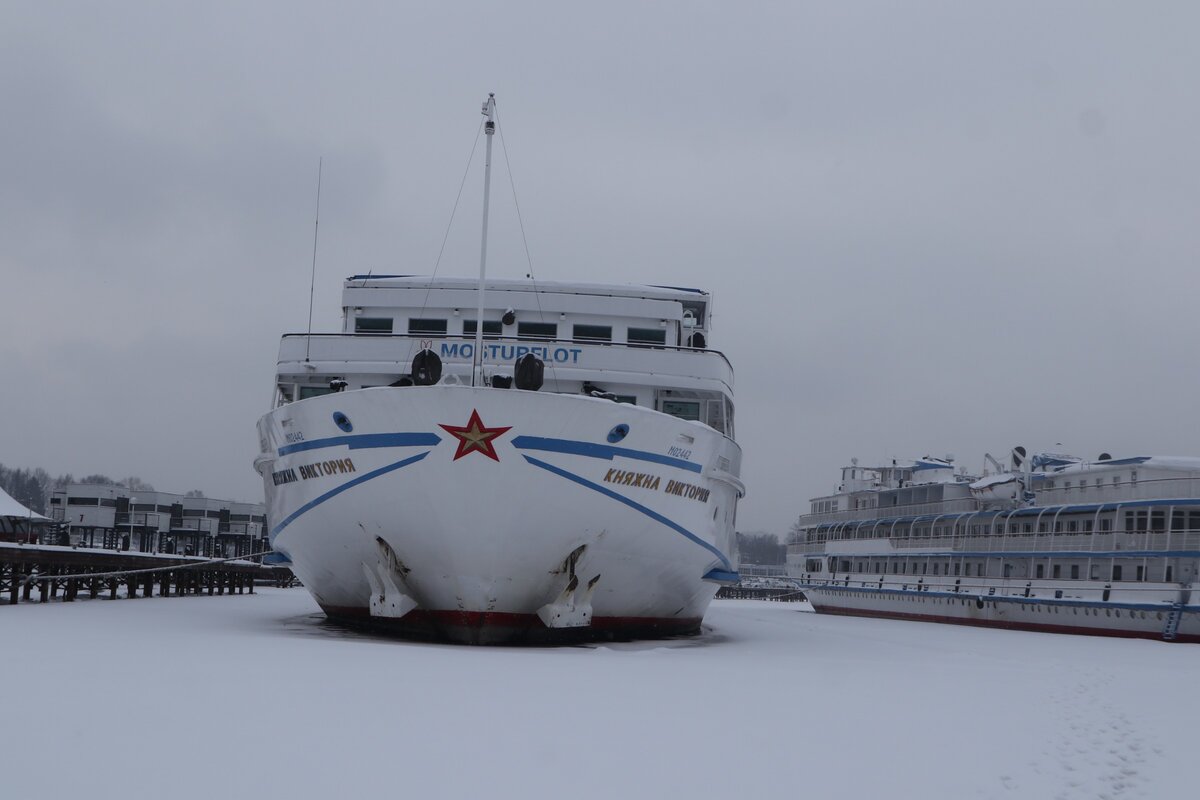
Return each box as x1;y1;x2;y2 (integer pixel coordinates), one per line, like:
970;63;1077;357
441;342;583;364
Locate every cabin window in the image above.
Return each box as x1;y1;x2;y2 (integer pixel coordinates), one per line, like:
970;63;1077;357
517;322;557;340
1083;519;1093;533
628;327;667;348
1130;470;1138;484
661;400;701;421
1136;565;1145;582
299;386;335;399
1036;564;1044;578
1067;520;1077;533
1151;511;1166;532
1003;564;1013;578
1070;564;1080;579
463;320;502;338
612;395;637;405
1166;565;1174;581
408;319;448;336
573;324;612;342
1090;565;1100;580
67;497;100;506
355;317;394;334
1112;565;1123;581
1052;564;1061;579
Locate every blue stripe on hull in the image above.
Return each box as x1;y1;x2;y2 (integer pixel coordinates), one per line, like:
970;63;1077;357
278;432;440;457
522;454;731;571
512;436;702;473
270;451;431;539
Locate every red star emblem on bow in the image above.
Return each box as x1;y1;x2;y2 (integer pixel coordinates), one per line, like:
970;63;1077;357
438;409;512;462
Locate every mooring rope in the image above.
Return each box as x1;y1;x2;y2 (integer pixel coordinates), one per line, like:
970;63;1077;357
16;549;279;586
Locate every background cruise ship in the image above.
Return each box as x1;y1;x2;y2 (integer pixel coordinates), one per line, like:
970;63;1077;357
788;449;1200;642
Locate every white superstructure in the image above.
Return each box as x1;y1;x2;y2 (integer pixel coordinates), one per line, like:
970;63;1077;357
788;450;1200;642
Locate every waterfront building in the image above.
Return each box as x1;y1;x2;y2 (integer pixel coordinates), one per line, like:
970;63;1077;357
47;484;266;558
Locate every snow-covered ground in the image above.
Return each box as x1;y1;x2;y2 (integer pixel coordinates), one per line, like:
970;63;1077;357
2;590;1194;799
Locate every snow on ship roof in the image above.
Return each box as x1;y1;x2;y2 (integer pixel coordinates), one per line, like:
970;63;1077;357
343;274;708;300
1051;456;1200;474
970;473;1021;489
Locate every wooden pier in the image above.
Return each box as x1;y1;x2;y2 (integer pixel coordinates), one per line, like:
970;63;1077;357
0;542;292;605
716;585;807;602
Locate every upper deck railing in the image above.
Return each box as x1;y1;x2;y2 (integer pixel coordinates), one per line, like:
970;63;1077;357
794;474;1200;531
277;333;735;393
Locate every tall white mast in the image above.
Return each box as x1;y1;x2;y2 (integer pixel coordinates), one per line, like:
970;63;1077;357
473;93;496;388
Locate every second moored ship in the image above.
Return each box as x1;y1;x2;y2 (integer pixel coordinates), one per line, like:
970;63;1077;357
789;450;1200;642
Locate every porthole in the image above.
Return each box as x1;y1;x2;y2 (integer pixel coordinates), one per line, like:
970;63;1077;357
607;424;630;443
332;411;353;433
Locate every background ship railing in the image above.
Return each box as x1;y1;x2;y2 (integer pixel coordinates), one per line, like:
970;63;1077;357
788;529;1200;555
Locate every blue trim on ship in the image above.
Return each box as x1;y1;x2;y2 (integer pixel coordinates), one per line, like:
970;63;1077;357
521;455;732;571
270;452;430;539
278;432;441;457
703;568;741;584
511;436;702;473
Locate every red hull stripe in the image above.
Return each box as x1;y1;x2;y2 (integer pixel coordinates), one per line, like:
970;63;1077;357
814;604;1199;643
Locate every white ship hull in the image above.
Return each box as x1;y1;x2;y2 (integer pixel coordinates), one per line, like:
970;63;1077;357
256;385;741;644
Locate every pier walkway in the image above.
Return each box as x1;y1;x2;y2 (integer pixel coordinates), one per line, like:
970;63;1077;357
0;542;291;605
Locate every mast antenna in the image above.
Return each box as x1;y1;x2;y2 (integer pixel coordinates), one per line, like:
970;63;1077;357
305;157;323;363
473;93;496;387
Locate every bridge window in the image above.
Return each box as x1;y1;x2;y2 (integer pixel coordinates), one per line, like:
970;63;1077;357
355;317;393;334
517;322;557;340
408;318;447;335
573;324;612;342
661;400;701;421
463;320;502;338
628;327;667;348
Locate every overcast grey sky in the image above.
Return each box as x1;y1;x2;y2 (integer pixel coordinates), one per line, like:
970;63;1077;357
3;2;1199;535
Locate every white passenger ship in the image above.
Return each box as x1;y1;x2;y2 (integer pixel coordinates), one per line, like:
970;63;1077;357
788;450;1199;642
254;97;742;644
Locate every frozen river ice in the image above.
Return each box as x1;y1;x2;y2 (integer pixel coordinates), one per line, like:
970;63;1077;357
2;589;1194;799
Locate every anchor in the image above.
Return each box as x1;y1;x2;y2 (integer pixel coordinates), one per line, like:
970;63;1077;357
363;536;418;619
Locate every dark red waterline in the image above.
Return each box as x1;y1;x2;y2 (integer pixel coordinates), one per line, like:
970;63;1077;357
814;604;1199;643
320;604;703;645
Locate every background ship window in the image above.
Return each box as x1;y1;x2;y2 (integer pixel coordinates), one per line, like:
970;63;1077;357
355;317;393;334
463;320;502;338
572;324;612;342
408;318;448;336
661;400;701;421
627;327;667;348
517;321;557;339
